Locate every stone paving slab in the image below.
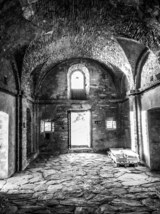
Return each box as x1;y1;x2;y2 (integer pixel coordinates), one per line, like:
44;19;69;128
0;153;160;213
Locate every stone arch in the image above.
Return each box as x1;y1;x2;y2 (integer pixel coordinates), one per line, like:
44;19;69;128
116;37;148;88
21;32;133;94
34;57;128;100
147;108;160;170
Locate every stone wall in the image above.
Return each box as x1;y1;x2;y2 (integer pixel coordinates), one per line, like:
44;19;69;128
148;108;160;170
141;85;160;111
0;55;39;175
38;59;131;153
38;60;119;100
118;99;131;149
92;101;120;151
22;34;133;95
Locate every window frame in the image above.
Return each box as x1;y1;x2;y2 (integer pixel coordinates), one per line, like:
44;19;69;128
40;120;54;133
67;64;90;100
70;70;85;90
106;117;117;130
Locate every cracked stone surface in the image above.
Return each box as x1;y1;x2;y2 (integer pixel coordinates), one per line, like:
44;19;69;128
0;153;160;214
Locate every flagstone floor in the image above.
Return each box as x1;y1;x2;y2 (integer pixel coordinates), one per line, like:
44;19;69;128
0;153;160;214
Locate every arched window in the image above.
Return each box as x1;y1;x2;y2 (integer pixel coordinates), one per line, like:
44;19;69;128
71;70;85;90
68;64;90;100
70;70;86;99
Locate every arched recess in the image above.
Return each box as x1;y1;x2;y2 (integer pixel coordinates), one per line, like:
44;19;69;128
33;58;129;100
138;51;160;169
67;64;90;99
21;33;133;94
147;108;160;170
35;57;131;153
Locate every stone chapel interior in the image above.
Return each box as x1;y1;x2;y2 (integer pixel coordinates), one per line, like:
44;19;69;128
1;0;160;179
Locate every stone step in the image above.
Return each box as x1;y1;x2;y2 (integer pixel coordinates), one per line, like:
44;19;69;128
69;147;94;153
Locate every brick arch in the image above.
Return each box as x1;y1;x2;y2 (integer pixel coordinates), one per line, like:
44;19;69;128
21;32;133;93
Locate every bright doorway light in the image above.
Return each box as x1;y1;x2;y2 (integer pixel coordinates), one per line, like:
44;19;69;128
71;71;84;89
141;111;150;167
70;111;91;147
130;111;136;152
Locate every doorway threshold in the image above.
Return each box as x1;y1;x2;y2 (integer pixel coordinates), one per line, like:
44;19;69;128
69;147;93;153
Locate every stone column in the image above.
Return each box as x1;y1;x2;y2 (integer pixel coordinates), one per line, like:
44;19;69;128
135;94;143;159
15;92;23;172
129;90;143;158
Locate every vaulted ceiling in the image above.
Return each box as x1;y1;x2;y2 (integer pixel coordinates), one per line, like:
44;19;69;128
1;0;160;57
1;0;160;95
